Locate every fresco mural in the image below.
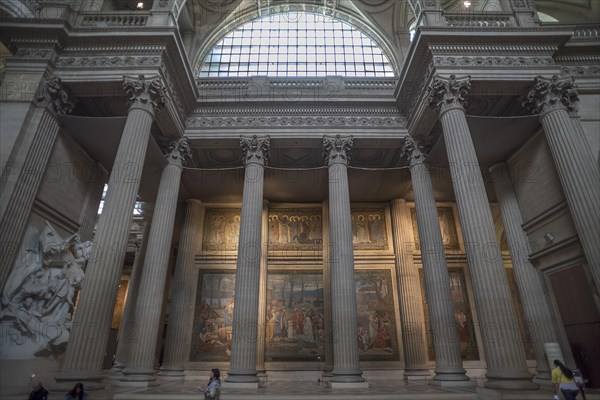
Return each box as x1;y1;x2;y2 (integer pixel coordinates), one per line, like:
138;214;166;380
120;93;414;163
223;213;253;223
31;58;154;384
355;269;399;361
202;209;241;252
268;208;322;250
411;206;460;251
420;268;480;360
190;270;236;362
351;208;388;251
265;270;324;361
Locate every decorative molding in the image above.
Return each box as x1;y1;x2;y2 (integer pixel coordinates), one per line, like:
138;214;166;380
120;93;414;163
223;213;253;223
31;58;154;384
428;44;559;55
123;74;167;114
161;137;192;166
186;115;407;129
560;65;600;76
323;134;353;166
522;75;579;115
426;75;471;113
241;135;270;166
400;136;430;167
433;55;554;67
56;56;162;68
190;105;402;116
14;48;54;60
34;76;75;115
343;79;397;90
511;0;529;9
270;79;324;88
80;13;149;27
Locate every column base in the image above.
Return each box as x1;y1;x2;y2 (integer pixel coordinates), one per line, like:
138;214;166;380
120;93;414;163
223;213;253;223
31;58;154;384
332;368;365;383
158;366;185;379
430;379;476;388
223;381;259;389
432;367;473;386
331;381;370;389
404;368;431;381
257;370;268;387
120;367;158;384
226;368;259;384
483;370;538;390
533;373;553;386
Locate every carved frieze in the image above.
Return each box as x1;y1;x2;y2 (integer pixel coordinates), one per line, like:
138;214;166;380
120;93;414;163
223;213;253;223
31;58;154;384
186;116;407;129
523;75;579;115
241;135;270;165
433;56;554;67
323;134;353;166
14;48;54;60
56;56;162;68
34;76;75;115
560;65;600;76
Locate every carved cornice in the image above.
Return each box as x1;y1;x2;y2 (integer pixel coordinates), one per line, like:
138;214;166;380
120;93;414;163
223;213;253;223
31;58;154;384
161;137;192;166
123;74;167;114
186;115;406;129
34;76;75;115
56;55;162;68
426;75;471;114
240;135;270;166
523;75;579;115
323;134;353;166
400;136;430;167
433;55;554;67
560;65;600;76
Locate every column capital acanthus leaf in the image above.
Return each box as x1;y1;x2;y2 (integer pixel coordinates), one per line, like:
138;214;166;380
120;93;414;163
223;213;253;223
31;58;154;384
427;75;471;113
323;134;353;166
400;136;431;167
161;137;192;166
523;75;579;115
34;76;75;115
240;135;270;166
123;74;167;114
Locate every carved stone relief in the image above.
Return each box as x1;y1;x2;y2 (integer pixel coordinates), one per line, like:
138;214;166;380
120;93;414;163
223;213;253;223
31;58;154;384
0;222;92;359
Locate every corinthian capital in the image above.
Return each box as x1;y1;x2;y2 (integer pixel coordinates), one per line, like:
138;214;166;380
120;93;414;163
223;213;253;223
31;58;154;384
523;75;579;115
323;134;353;166
34;76;75;115
427;75;471;113
400;136;430;167
161;137;192;166
240;135;270;166
123;75;167;114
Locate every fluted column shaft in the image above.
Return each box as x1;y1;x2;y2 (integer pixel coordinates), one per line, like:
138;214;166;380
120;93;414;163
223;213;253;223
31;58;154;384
113;221;152;371
490;162;561;382
540;110;600;286
323;135;364;383
428;74;534;390
390;198;429;377
524;76;600;289
322;200;334;375
408;158;470;384
78;168;107;242
58;75;165;383
256;201;269;376
161;200;205;375
227;136;269;384
0;77;73;296
123;146;187;380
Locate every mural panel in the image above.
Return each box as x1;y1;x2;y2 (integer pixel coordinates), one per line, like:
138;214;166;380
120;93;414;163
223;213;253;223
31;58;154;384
268;208;322;250
190;270;236;362
420;268;480;360
202;209;241;252
411;206;460;251
265;270;324;361
355;269;399;361
351;208;388;251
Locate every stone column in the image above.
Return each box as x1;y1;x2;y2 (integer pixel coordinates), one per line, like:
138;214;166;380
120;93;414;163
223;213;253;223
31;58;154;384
322;135;366;387
56;75;166;388
227;135;270;386
112;221;152;373
322;200;334;380
524;76;600;290
160;200;205;377
490;162;563;382
122;137;191;383
401;138;472;386
390;198;430;380
256;201;269;385
0;76;74;295
427;75;536;390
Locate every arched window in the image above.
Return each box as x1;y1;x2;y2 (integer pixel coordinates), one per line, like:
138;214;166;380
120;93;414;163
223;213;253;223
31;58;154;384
198;12;395;78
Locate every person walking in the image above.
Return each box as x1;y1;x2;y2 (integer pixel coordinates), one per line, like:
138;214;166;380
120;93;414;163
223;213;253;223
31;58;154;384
28;380;48;400
63;382;88;400
197;368;221;400
552;359;579;400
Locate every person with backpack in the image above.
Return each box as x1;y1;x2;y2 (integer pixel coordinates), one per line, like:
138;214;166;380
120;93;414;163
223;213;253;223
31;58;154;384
552;359;579;400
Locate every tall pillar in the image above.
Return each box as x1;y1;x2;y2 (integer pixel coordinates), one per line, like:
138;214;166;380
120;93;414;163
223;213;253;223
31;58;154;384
227;135;270;386
0;76;74;296
322;200;334;379
122;137;191;382
490;162;563;382
390;198;430;380
427;75;536;390
256;201;269;385
524;76;600;290
160;200;205;377
56;75;166;388
401;138;471;386
322;135;366;387
112;221;152;373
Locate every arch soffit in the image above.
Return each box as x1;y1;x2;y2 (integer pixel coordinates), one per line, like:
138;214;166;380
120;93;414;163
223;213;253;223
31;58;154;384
0;0;35;18
189;2;403;77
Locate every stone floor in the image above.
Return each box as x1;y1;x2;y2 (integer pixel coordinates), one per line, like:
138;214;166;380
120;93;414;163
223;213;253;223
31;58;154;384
111;380;600;400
